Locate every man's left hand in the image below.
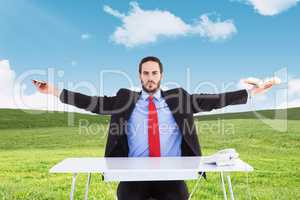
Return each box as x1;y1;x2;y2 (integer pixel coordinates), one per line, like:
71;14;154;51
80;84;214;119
244;79;275;96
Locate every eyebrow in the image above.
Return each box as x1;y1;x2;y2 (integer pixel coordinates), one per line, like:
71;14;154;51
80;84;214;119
143;70;159;73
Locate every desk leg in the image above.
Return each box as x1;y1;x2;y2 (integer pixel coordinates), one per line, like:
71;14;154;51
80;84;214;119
84;173;91;200
70;173;77;200
220;172;227;200
188;172;204;200
226;174;234;200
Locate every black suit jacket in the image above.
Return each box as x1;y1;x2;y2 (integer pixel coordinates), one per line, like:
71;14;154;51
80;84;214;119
60;87;248;158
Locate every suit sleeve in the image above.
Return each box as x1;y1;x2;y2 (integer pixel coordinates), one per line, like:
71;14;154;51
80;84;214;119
59;89;117;115
190;89;248;113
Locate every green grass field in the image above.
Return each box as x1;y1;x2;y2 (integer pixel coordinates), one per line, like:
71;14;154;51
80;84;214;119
0;108;299;199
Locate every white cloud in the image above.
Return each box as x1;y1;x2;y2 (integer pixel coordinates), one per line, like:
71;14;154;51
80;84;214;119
285;78;300;108
0;59;90;114
235;0;299;16
191;15;237;41
103;2;237;47
275;78;300;109
285;99;300;108
0;60;16;97
103;5;126;18
288;79;300;97
81;33;91;40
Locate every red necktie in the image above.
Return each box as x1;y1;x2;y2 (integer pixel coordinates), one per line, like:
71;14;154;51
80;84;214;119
148;95;161;157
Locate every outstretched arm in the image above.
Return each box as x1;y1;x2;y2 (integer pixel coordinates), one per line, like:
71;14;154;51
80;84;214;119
190;79;275;113
59;89;117;115
32;80;117;115
190;89;248;113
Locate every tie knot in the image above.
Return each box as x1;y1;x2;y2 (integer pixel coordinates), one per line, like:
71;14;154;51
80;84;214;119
149;95;154;101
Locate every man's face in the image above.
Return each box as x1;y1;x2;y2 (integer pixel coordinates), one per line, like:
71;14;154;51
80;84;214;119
139;61;163;93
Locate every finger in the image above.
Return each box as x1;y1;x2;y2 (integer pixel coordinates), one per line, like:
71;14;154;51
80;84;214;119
264;83;273;89
33;82;39;87
32;80;38;85
244;80;258;88
34;81;41;87
245;82;256;86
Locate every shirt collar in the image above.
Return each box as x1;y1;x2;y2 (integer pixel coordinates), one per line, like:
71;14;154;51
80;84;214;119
141;88;161;101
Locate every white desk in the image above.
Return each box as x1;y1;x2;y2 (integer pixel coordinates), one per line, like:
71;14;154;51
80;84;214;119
50;156;253;200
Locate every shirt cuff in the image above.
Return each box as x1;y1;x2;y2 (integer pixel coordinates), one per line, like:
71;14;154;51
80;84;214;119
57;88;63;98
246;89;252;101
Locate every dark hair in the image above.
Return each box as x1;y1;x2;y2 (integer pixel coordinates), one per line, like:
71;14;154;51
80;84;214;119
139;56;163;74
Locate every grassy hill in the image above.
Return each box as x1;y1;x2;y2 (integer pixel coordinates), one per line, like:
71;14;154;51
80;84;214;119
0;108;110;129
1;107;299;130
0;108;299;199
196;107;300;121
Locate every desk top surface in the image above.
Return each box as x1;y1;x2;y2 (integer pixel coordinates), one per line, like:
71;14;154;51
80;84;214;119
50;156;253;174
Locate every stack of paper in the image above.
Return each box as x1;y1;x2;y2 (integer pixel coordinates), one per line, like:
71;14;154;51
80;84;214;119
202;149;239;166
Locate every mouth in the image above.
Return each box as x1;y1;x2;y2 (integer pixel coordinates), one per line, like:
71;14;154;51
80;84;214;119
142;81;159;93
148;83;156;88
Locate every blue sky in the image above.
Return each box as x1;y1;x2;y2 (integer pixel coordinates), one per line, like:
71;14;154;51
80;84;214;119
0;0;299;113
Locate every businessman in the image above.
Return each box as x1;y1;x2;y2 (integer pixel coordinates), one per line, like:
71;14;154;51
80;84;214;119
33;56;274;200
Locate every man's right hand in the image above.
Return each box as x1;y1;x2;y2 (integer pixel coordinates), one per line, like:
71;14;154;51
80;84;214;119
32;80;60;97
